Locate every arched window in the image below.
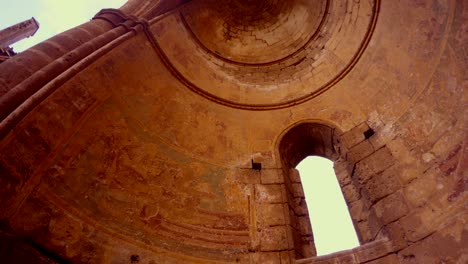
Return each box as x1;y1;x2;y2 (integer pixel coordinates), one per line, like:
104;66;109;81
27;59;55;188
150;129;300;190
296;156;359;256
278;122;365;259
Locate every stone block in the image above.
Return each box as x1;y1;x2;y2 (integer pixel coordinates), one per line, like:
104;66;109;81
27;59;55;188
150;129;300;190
258;203;286;226
349;199;369;222
356;209;383;243
369;124;396;150
259;226;289;251
288;208;298;228
291;197;308;216
367;209;384;239
290;225;302;252
261;169;284;184
385;220;408;251
341;123;371;148
351;206;382;243
299;238;316;259
282;203;291;225
385;138;417;165
354;147;395;183
237;169;261;184
334;158;353;178
0;0;464;261
398;166;421;184
403;168;440;207
251;150;276;170
398;215;467;264
280;250;294;264
364;165;402;202
289;168;301;183
306;257;338;264
285;225;295;249
374;192;409;225
342;183;361;204
256;184;284;203
399;209;427;243
250;252;281;264
354;239;394;263
336;253;357;264
400;195;466;242
357;221;372;243
297;216;312;235
292;183;305;198
335;165;352;187
347;140;374;164
366;254;399;264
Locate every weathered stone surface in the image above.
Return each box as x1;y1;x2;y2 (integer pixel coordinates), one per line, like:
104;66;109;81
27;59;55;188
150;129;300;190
256;184;285;204
280;250;295;264
385;220;408;251
356;209;384;243
400;194;466;243
349;199;370;223
335;165;353;187
251;252;281;264
297;216;312;236
289;168;301;183
403;167;447;208
261;169;284;184
259;226;289;251
347;140;375;164
354;147;395;183
354;239;393;263
236;169;261;184
366;254;399;264
341;123;371;149
374;192;409;225
335;253;357;264
364;165;402;202
342;183;361;204
398;216;467;264
0;233;58;264
0;0;465;262
292;183;305;198
258;203;286;226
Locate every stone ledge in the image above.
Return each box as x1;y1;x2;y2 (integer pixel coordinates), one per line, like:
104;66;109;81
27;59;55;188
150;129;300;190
295;239;393;264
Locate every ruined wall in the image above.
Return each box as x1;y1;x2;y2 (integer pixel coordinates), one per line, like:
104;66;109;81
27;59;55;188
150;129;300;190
0;0;466;263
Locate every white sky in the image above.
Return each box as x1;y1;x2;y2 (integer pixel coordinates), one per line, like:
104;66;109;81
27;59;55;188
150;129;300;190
297;156;360;256
1;0;359;258
0;0;127;52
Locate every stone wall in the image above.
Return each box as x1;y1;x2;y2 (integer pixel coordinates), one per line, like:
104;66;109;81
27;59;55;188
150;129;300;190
0;0;466;263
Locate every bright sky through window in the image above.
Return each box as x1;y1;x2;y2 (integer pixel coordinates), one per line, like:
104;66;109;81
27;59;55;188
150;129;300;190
1;0;128;52
296;156;360;256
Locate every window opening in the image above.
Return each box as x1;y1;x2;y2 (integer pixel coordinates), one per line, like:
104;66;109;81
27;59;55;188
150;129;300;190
363;128;375;139
251;159;262;170
296;156;359;256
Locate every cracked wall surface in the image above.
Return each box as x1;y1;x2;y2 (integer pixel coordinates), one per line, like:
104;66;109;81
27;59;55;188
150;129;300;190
0;0;466;263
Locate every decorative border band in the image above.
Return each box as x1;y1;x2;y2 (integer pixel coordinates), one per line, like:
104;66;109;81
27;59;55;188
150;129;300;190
144;0;381;110
179;0;331;66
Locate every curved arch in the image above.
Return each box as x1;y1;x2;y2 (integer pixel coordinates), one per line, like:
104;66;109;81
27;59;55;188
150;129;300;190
276;121;365;259
279;122;340;168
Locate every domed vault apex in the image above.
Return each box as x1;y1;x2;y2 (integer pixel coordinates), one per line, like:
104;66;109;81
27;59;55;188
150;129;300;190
152;0;380;108
182;0;327;64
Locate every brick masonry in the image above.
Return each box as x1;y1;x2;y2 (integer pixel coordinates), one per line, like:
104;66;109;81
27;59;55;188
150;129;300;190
0;0;466;263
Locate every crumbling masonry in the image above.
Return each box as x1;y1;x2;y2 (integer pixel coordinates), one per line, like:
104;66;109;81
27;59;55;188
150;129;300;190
0;0;466;263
